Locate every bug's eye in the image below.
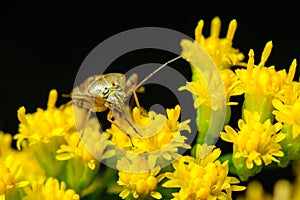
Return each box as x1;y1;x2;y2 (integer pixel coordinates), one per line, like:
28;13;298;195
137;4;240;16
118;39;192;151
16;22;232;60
103;87;109;95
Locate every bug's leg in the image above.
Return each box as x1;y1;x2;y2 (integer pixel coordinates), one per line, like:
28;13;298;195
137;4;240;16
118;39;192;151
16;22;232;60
133;89;150;118
76;108;93;147
132;90;141;110
107;109;136;147
125;73;138;95
125;73;141;109
106;109;114;124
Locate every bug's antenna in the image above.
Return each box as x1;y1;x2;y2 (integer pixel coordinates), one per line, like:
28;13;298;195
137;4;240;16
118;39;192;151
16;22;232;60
133;55;182;92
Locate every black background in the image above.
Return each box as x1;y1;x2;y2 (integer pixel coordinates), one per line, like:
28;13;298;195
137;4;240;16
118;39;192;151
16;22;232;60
1;4;300;134
1;3;299;196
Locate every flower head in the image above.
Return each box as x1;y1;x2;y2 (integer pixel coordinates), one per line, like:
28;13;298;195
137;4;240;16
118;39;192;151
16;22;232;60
236;42;287;97
270;60;300;164
236;177;300;200
14;89;75;149
55;116;115;170
221;109;285;180
117;156;164;199
0;155;29;199
163;144;246;199
55;116;115;193
273;97;300;139
272;67;300;139
22;177;80;200
179;38;241;146
235;180;272;200
106;105;191;169
12;89;78;178
179;68;243;109
195;16;244;69
235;42;296;122
0;132;45;192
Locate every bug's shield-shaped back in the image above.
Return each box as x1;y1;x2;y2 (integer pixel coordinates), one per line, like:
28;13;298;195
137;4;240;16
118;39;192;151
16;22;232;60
112;105;167;139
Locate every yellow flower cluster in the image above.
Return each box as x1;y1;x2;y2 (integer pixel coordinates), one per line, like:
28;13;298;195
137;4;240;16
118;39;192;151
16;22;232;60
22;177;80;200
163;144;246;199
179;16;246;147
1;89;117;199
180;16;245;109
15;89;74;148
235;41;297;122
117;156;165;199
1;15;300;200
221;109;285;180
180;16;300;184
107;104;191;169
195;16;244;70
108;105;193;199
236;160;300;200
0;154;28;199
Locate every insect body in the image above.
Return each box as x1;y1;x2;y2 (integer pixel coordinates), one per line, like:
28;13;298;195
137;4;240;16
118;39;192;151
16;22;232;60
70;73;141;144
71;73;137;113
69;55;182;145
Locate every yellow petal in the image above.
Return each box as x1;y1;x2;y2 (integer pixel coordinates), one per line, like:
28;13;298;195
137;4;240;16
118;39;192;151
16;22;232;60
226;19;237;41
210;16;221;38
231;185;247;191
119;189;131;199
55;152;74;160
88;160;95;170
148;154;157;170
259;41;273;67
195;20;204;43
151;191;162;199
47;89;58;109
17;106;28;126
15;181;29;188
101;150;116;160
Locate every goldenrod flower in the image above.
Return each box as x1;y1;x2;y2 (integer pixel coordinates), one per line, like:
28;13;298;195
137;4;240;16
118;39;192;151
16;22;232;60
195;16;244;70
14;89;74;149
13;148;45;184
270;60;300;164
2;15;300;200
0;155;28;200
235;180;272;200
13;89;75;177
56;117;108;170
221;69;244;105
106;105;191;169
163;144;246;199
179;37;243;147
236;177;300;200
273;88;300;134
0;132;44;189
179;68;243;109
251;160;300;200
273;59;298;105
221;109;285;180
273;179;294;200
55;117;116;193
235;41;295;122
273;91;300;137
273;97;300;161
178;69;242;146
22;177;80;200
117;156;164;199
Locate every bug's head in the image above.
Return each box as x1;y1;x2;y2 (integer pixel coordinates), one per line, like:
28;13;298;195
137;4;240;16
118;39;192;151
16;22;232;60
88;80;122;99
